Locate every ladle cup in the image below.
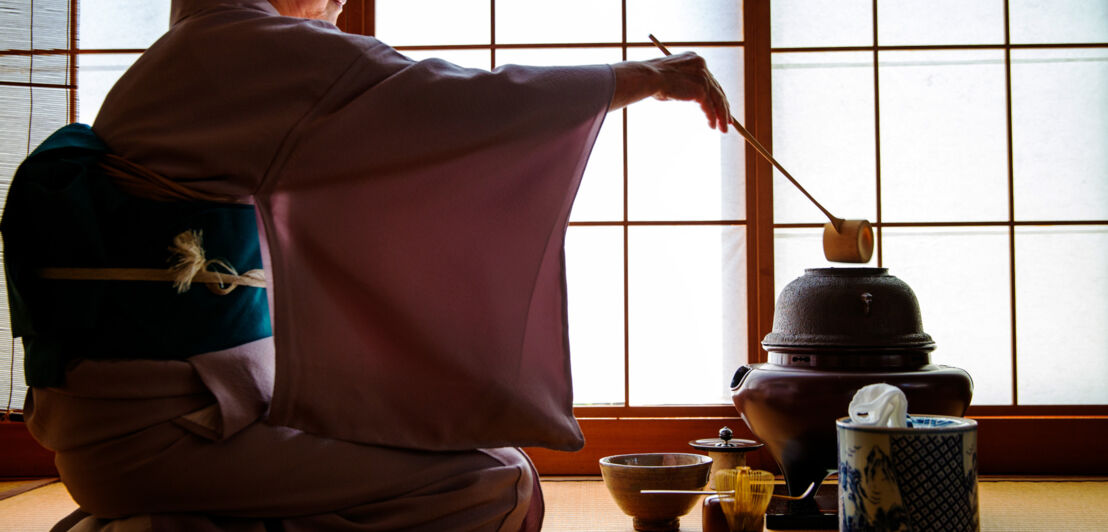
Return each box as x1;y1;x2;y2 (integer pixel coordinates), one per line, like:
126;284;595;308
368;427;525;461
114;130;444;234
824;219;874;263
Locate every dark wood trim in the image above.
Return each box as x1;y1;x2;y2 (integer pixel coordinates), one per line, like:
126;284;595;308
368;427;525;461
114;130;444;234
571;404;1108;418
526;415;1108;476
527;417;772;475
569;220;748;227
389;40;745;52
68;0;77;123
4;414;1107;478
773;220;1108;228
489;0;495;67
0;48;146;55
967;405;1108;416
744;0;774;365
0;81;75;89
619;0;630;407
574;405;739;418
770;42;1108;53
0;422;56;478
337;0;373;36
1004;0;1020;405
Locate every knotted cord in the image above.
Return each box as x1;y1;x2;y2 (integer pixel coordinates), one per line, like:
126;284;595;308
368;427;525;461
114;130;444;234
169;229;264;295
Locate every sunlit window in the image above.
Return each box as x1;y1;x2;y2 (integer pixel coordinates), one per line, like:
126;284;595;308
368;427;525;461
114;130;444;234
377;0;749;406
78;0;168;123
2;0;1104;416
770;0;1108;406
0;0;170;412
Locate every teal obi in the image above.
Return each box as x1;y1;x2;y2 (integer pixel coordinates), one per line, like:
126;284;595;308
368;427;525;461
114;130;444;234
1;124;272;387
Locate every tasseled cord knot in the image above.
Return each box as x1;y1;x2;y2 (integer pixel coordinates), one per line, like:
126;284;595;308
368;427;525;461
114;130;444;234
170;230;249;295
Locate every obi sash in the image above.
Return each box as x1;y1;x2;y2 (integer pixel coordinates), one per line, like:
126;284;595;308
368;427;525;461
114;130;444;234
2;124;271;387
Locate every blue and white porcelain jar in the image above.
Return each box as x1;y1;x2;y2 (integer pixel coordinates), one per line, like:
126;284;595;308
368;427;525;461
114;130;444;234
837;415;979;532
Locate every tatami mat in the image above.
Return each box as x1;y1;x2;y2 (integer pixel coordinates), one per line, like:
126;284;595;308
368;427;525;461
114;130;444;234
0;481;76;531
1;477;1106;531
975;480;1108;531
543;478;1108;532
541;479;703;531
0;479;58;503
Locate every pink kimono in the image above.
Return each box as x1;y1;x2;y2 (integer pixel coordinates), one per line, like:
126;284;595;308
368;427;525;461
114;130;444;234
25;0;613;529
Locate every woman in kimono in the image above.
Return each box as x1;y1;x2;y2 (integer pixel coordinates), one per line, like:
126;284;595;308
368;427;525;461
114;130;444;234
7;0;731;530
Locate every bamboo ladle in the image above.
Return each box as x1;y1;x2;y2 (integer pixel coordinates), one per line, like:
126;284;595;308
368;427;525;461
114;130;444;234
641;479;817;501
649;34;874;263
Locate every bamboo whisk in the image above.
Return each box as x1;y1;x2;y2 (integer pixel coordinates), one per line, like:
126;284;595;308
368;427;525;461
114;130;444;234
715;466;774;532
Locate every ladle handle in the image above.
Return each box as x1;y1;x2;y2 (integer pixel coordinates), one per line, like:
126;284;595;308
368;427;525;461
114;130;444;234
640;481;817;501
647;34;845;232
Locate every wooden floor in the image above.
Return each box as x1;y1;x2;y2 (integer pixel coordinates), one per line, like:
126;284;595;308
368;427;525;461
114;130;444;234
3;477;1107;531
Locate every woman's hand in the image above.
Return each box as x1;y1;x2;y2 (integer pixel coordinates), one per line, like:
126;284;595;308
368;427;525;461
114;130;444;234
610;52;731;133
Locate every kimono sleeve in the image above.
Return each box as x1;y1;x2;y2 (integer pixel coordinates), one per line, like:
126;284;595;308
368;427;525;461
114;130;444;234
255;50;614;451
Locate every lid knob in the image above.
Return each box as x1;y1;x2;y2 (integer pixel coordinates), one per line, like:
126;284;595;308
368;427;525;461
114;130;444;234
718;426;733;446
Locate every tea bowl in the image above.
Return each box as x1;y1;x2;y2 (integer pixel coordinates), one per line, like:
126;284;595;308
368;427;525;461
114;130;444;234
599;453;713;531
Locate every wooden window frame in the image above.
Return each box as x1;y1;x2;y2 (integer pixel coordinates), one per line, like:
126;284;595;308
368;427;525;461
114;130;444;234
2;0;1106;479
248;0;1108;477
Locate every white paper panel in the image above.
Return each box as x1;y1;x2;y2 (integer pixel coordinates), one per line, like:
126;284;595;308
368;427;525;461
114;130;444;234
0;86;68;180
772;51;876;225
626;0;742;43
0;255;27;412
879;50;1008;223
566;226;625;405
0;338;27;412
0;0;71;411
1;86;66;412
396;49;491;70
771;0;872;48
1009;0;1108;44
1;0;71;129
79;0;170;49
1;54;70;86
628;226;747;405
883;227;1013;406
773;227;880;300
375;0;490;46
494;47;622;69
626;46;745;221
1015;226;1108;405
77;53;140;124
494;48;624;222
1011;48;1108;221
1;0;71;50
495;0;621;44
569;115;623;223
877;0;1004;46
